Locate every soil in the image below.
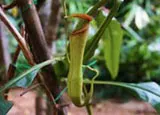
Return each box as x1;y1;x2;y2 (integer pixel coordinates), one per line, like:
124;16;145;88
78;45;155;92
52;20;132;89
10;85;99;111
7;88;157;115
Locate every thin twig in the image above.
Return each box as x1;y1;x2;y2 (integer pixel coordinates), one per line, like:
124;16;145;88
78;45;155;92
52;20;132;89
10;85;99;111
19;82;56;105
20;83;42;96
0;7;34;65
0;7;56;108
56;103;70;109
7;46;20;81
7;26;25;80
5;26;25;99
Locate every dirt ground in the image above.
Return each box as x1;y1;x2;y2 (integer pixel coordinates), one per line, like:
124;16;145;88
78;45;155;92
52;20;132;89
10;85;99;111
7;88;157;115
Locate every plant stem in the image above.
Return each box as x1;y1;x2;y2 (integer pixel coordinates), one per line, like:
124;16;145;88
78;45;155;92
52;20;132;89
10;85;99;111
84;80;129;87
84;0;123;62
83;80;160;97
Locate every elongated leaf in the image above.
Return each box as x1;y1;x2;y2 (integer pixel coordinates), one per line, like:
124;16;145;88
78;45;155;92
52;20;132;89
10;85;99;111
103;20;123;79
83;80;160;113
0;95;13;115
12;60;39;88
9;57;38;88
13;69;39;88
0;57;64;93
128;82;160;112
83;0;123;62
119;82;160;113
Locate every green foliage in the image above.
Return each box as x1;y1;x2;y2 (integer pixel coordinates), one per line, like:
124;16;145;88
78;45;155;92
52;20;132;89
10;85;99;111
84;0;122;62
13;55;37;88
1;0;160;114
115;0;160;82
0;57;63;93
84;80;160;113
102;20;123;79
13;68;38;88
0;95;12;115
67;0;98;14
95;9;123;79
128;82;160;113
0;65;39;93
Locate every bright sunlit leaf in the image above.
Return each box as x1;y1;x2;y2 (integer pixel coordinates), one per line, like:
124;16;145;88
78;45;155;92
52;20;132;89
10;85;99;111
135;6;150;29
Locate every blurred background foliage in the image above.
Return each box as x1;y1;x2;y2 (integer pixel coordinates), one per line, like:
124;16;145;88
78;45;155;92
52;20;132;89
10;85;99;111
60;0;160;82
2;0;160;99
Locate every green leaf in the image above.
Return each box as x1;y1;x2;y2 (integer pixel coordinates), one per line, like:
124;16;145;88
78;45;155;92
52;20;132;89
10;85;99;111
84;80;160;113
0;57;64;93
12;69;39;88
103;20;123;79
83;0;123;62
12;58;38;88
95;9;106;27
0;95;13;115
128;82;160;113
